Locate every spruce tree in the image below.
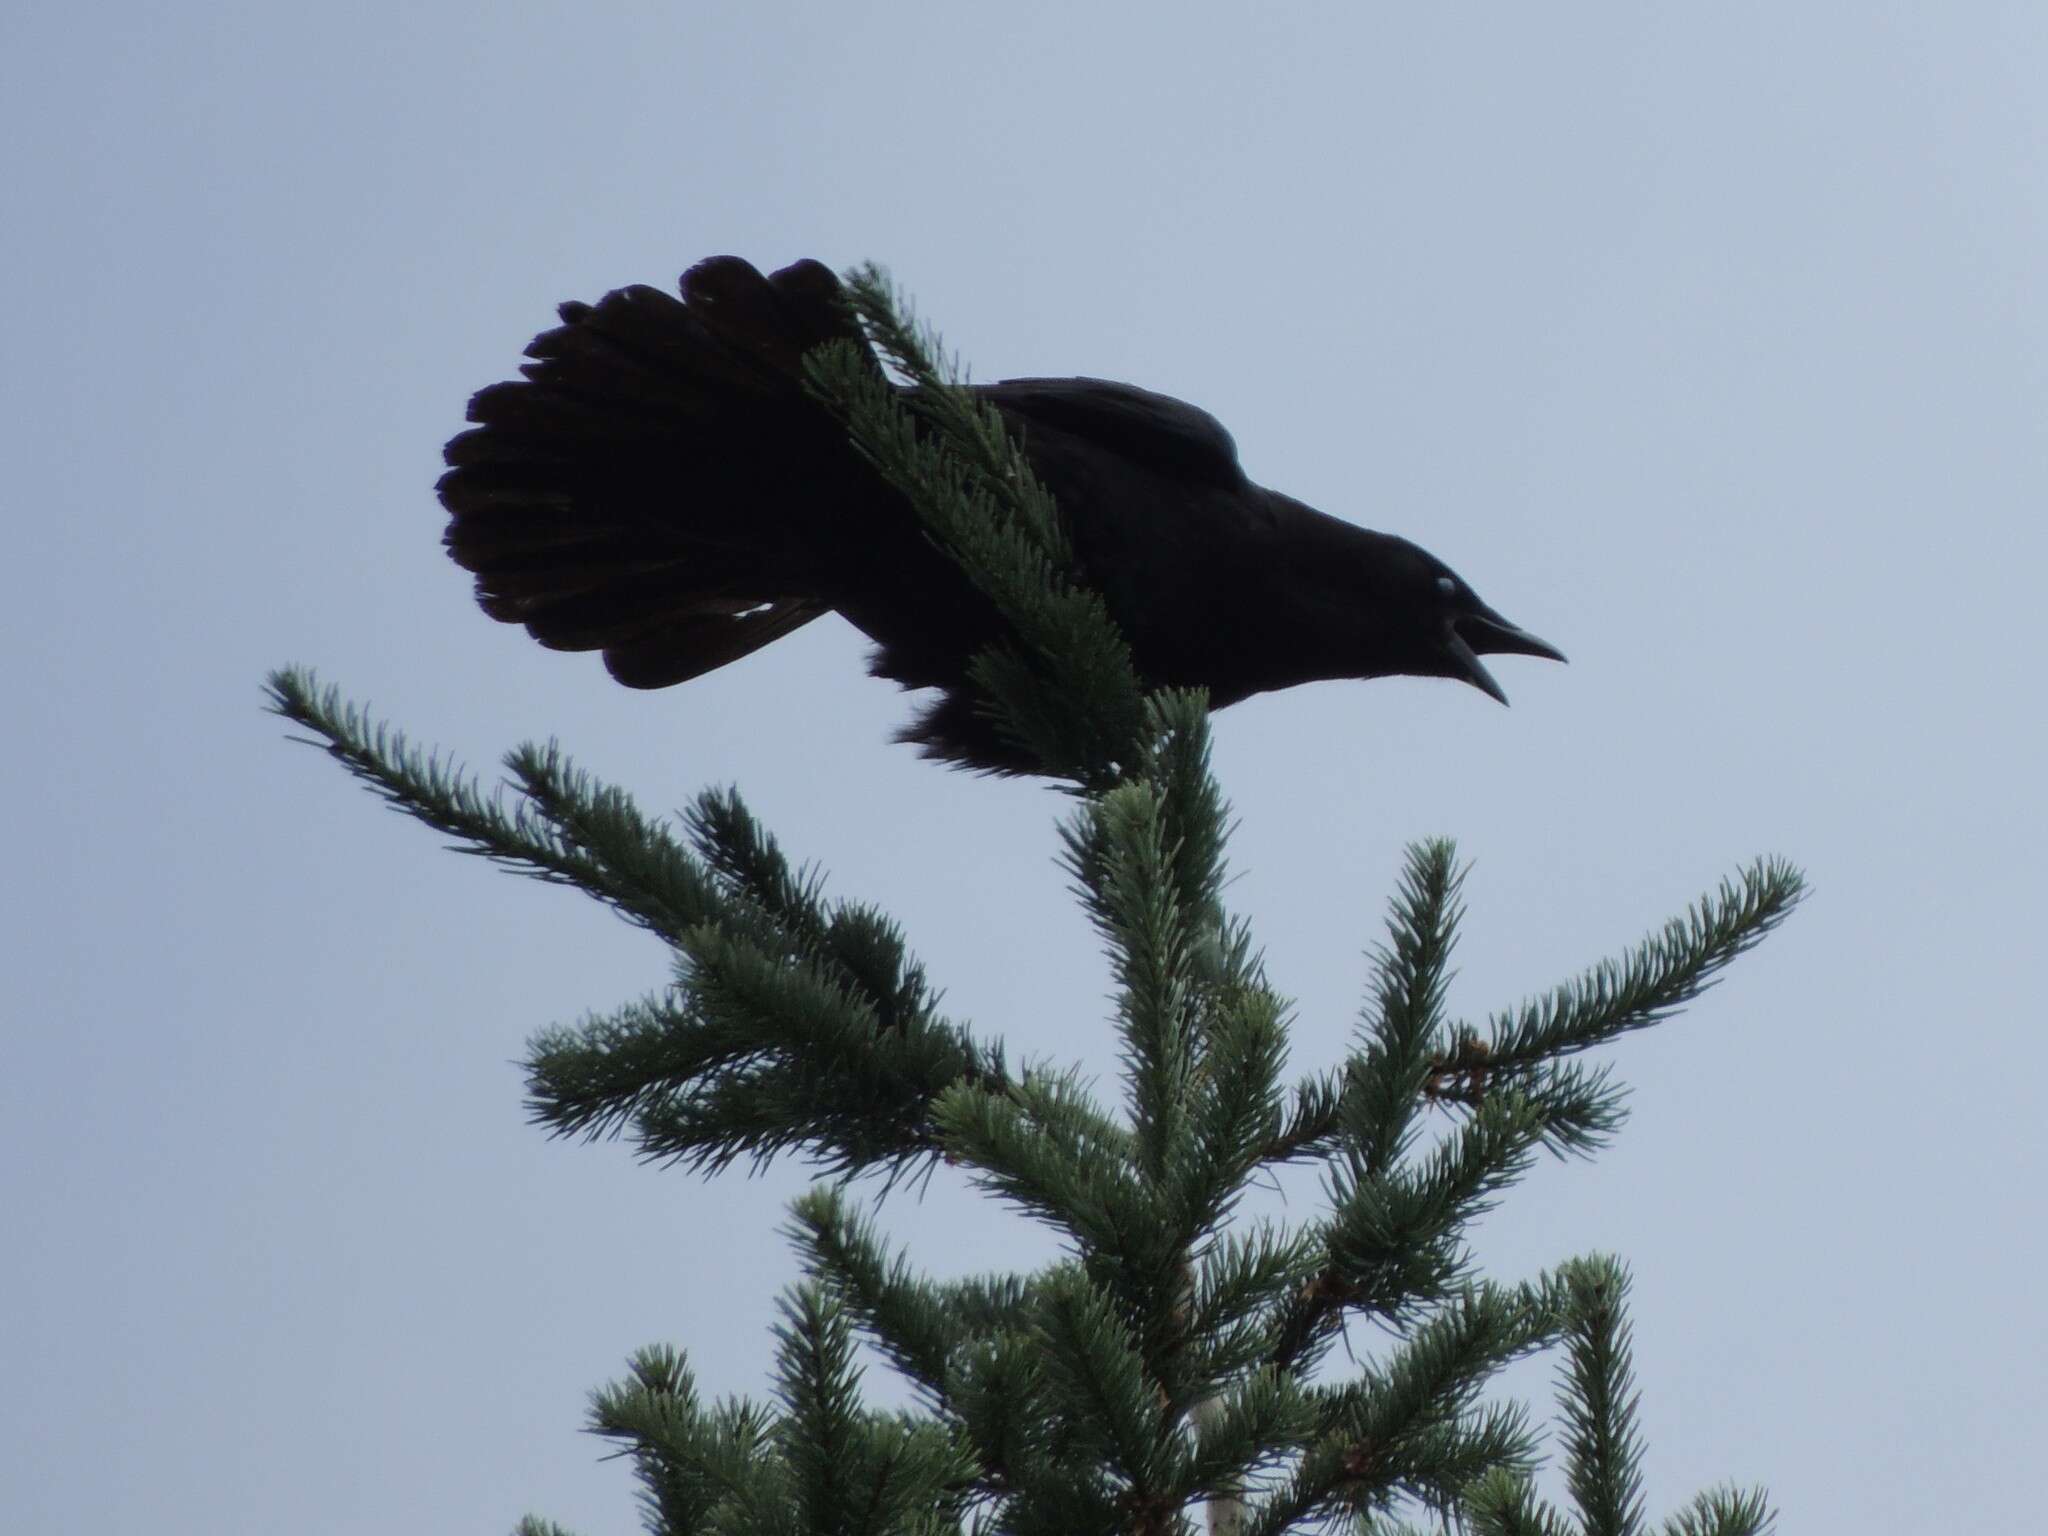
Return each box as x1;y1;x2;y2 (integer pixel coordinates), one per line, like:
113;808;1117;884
269;265;1801;1536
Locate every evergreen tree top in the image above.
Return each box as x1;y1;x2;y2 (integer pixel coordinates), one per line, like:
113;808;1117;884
269;265;1800;1536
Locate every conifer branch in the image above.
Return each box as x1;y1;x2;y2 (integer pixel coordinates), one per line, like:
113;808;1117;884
1318;1095;1547;1331
928;1077;1156;1261
1175;1365;1314;1508
830;263;1072;567
683;786;836;951
1461;1263;1778;1536
503;743;734;946
586;1346;779;1532
930;1271;1043;1342
1251;1282;1558;1533
1177;984;1290;1238
602;950;993;1178
1267;852;1798;1172
1661;1486;1775;1536
523;935;1004;1177
1348;840;1468;1177
269;671;1012;1178
1462;1471;1573;1536
1136;690;1235;937
1557;1259;1648;1536
1073;781;1200;1184
804;265;1149;785
523;994;717;1145
1183;1226;1325;1383
1264;1071;1349;1165
685;787;948;1042
266;669;716;940
1035;1270;1174;1491
943;1333;1069;1514
1402;1403;1549;1518
787;1188;960;1404
774;1284;868;1529
1514;1060;1631;1157
1479;859;1805;1074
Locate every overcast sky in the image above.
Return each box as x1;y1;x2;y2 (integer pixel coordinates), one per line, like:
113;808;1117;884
6;4;2044;1532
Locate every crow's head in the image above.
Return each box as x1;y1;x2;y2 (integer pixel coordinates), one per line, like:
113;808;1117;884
1378;536;1566;704
1275;522;1566;704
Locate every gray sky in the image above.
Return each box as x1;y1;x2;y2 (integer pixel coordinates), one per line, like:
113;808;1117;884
6;3;2043;1531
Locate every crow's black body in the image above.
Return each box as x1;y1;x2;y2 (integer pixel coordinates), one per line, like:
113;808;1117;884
438;257;1562;773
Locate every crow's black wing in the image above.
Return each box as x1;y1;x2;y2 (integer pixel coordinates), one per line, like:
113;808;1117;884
975;377;1250;490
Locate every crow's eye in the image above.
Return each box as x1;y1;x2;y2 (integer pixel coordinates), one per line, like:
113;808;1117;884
1436;576;1457;597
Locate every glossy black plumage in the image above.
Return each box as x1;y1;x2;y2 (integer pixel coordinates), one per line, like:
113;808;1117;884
438;257;1563;773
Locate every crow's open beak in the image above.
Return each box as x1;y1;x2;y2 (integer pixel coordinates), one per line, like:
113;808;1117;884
1446;606;1567;705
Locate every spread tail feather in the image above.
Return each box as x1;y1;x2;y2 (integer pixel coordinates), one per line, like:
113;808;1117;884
438;257;873;688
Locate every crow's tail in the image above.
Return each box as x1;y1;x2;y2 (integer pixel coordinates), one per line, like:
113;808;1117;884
437;256;876;688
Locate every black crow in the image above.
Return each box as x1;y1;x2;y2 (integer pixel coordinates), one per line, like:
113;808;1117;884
438;257;1563;773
